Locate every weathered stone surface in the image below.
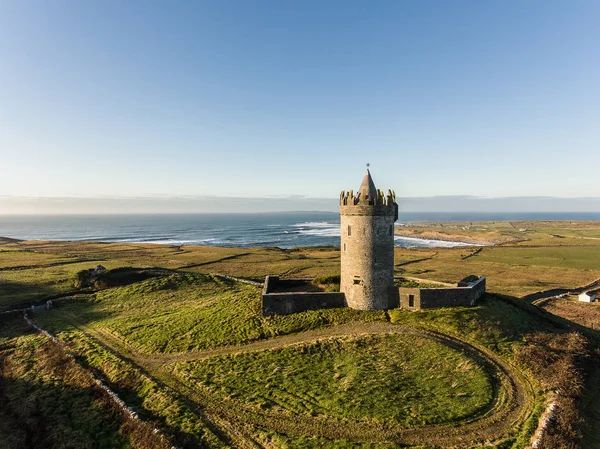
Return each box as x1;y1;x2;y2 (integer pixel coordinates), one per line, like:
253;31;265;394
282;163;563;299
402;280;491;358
261;276;345;316
398;277;486;310
340;170;398;310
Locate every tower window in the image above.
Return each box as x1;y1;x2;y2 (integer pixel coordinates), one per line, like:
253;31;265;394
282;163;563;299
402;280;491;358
343;243;347;252
353;279;361;285
389;225;393;236
408;294;415;307
348;225;352;236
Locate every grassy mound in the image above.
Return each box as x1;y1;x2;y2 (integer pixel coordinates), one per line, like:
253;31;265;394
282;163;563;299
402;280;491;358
54;273;385;353
174;333;493;427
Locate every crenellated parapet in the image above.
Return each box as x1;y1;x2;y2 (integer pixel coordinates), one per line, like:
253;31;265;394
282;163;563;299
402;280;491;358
339;188;396;207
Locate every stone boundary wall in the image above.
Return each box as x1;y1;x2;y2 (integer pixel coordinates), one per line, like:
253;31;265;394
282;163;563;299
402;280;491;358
528;399;558;449
22;312;178;449
399;277;486;310
210;273;263;287
262;276;485;315
261;276;345;316
0;308;28;316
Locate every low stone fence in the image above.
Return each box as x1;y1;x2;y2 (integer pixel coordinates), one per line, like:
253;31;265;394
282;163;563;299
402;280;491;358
0;308;28;316
210;273;263;287
399;277;486;310
529;400;558;449
261;276;345;316
22;312;178;449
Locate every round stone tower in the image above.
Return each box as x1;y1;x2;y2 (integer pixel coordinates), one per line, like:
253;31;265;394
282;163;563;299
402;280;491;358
339;169;398;310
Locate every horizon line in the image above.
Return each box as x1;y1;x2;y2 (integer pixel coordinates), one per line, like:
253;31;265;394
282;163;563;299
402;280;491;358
3;210;600;216
4;194;600;200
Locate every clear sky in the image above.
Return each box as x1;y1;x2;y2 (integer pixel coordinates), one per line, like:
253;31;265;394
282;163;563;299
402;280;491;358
1;1;599;200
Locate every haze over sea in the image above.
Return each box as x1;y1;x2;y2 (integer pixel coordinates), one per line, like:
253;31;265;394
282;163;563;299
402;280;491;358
2;212;600;249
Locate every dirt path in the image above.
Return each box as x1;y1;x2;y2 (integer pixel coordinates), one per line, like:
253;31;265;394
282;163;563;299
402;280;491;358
49;310;534;448
526;278;600;304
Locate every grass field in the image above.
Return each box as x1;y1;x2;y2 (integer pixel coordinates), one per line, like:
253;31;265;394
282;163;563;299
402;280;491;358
175;333;493;426
1;220;600;448
0;320;174;449
37;273;384;354
0;330;127;449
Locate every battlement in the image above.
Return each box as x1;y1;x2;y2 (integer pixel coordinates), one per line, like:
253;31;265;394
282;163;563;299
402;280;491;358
339;188;396;207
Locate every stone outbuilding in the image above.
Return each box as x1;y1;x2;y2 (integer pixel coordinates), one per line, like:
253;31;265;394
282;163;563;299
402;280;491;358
92;264;107;276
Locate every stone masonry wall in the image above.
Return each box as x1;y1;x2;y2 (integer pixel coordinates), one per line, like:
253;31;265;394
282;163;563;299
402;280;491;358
262;276;485;315
340;206;396;310
261;276;345;316
398;277;486;310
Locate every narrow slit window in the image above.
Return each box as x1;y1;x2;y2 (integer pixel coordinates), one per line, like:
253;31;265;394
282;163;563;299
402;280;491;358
348;225;352;236
343;243;347;252
389;225;393;236
408;294;415;307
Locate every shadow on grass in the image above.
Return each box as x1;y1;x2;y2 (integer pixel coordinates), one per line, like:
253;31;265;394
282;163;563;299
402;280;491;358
489;294;600;449
494;293;600;345
0;331;176;449
0;378;129;449
0;281;63;312
91;266;176;288
0;320;128;448
0;316;34;342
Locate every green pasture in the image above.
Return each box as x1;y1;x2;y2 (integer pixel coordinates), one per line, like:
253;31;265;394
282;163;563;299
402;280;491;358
40;273;384;353
175;333;493;426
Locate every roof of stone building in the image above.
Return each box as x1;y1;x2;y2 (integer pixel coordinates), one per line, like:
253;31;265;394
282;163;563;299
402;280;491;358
359;169;377;200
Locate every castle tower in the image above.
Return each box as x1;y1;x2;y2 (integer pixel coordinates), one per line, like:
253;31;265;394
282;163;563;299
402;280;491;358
339;169;398;310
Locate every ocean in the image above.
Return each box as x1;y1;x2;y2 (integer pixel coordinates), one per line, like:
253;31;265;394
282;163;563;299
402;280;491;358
0;212;599;249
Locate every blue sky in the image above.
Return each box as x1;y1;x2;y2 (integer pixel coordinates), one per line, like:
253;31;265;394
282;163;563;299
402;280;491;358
1;1;599;200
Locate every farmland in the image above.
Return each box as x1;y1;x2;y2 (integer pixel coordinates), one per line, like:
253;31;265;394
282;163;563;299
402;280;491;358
1;221;600;448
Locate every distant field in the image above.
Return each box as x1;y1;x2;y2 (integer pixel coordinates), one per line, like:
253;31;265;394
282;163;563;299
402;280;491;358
395;220;600;246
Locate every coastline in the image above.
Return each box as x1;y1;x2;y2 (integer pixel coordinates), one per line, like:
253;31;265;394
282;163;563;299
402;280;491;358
5;218;600;250
0;234;477;249
394;230;497;246
393;235;481;247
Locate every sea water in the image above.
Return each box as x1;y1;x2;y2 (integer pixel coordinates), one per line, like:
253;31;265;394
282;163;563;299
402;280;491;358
0;212;599;249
